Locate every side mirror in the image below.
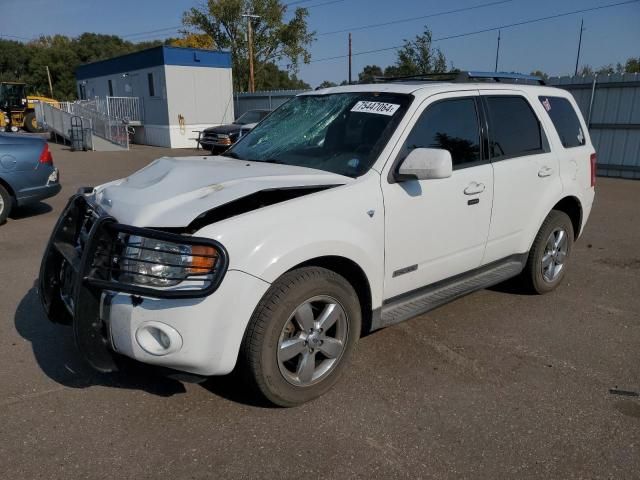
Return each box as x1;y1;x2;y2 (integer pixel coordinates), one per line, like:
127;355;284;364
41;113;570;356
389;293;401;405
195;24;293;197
395;148;453;181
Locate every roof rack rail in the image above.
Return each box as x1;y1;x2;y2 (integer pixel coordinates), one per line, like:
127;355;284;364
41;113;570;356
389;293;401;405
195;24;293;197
373;71;546;85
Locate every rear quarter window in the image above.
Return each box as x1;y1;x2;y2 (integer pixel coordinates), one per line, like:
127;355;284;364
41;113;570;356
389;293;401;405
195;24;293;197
539;96;586;148
485;96;545;161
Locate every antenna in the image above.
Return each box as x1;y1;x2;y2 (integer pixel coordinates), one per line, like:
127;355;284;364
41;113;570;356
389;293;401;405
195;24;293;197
574;18;585;76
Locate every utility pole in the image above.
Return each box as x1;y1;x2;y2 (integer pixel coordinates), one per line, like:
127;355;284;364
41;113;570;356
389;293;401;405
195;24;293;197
348;33;352;84
45;66;54;98
574;18;585;76
242;13;260;93
494;30;501;72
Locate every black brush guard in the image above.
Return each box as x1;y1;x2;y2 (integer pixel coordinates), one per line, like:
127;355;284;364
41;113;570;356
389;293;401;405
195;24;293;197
39;195;228;372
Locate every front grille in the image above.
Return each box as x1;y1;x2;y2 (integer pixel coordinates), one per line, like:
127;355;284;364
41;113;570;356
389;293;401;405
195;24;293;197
77;203;100;253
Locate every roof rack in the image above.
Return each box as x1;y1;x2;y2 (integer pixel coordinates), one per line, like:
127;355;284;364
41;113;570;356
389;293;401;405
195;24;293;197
373;71;546;86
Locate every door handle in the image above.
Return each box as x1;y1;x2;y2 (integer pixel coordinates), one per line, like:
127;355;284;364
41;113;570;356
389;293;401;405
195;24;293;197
464;182;485;195
538;166;554;178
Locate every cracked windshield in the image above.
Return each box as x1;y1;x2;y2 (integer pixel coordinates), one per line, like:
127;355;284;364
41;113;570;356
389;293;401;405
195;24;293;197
228;93;412;177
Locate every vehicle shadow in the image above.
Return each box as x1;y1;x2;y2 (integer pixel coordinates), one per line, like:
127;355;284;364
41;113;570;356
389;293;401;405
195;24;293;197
488;276;537;296
200;372;275;409
15;284;187;397
9;202;52;220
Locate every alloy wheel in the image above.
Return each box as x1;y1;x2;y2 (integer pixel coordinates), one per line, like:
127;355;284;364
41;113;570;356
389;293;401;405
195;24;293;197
541;227;568;282
277;295;349;387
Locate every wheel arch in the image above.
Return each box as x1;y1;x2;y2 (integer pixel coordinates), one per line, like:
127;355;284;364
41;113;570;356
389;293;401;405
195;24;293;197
287;255;373;337
0;176;16;199
552;196;583;239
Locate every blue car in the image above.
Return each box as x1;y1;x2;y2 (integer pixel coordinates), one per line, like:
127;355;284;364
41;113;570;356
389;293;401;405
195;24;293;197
0;133;61;224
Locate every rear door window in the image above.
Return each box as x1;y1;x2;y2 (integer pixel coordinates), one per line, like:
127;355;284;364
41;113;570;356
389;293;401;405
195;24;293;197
402;97;481;169
539;96;586;148
485;96;545;160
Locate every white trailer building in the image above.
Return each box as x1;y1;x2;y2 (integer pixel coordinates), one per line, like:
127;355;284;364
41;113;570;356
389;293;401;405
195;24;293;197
75;46;234;148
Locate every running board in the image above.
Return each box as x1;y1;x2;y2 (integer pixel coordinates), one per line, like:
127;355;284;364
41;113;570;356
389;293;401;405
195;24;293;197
373;254;527;330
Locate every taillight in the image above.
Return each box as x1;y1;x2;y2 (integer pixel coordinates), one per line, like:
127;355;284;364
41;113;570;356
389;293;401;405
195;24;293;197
39;143;53;165
590;153;597;187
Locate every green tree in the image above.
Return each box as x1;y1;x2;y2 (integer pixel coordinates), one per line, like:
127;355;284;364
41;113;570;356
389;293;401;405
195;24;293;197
317;80;337;88
618;57;640;73
577;65;594;76
530;70;549;80
596;64;615;75
0;40;31;82
358;65;383;83
170;33;216;49
0;34;164;100
182;0;314;91
256;62;309;90
27;35;79;99
384;28;447;78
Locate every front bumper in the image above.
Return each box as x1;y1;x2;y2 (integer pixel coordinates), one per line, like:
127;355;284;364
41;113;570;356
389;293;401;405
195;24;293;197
39;195;268;375
199;140;234;151
106;270;270;375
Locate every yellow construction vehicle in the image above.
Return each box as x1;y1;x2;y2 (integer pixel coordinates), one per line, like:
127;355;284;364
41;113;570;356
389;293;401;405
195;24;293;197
0;81;57;133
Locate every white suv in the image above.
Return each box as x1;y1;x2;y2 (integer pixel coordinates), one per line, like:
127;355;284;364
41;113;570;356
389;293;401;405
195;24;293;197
39;72;596;406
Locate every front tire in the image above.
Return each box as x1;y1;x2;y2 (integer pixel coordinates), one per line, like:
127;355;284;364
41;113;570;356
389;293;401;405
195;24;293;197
0;184;13;224
523;210;574;294
23;111;43;133
240;267;362;407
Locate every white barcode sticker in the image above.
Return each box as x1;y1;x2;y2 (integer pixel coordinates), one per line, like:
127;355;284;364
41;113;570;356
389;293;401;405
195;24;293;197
351;101;400;116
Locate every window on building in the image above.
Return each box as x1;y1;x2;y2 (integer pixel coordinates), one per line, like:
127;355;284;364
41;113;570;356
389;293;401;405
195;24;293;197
402;97;481;168
539;96;586;148
79;84;87;100
485;96;544;160
108;79;114;97
148;73;155;97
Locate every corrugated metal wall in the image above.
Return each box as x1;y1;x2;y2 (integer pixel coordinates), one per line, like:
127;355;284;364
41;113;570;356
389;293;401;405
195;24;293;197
234;90;308;117
548;74;640;179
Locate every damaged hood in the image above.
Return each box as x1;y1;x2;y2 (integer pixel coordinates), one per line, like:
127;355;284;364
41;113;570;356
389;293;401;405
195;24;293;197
90;156;351;227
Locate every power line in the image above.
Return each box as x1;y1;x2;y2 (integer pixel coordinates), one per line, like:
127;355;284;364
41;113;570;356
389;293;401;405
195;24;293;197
285;0;342;5
308;0;640;64
318;0;515;36
122;0;346;40
122;26;182;39
128;0;499;41
305;0;345;8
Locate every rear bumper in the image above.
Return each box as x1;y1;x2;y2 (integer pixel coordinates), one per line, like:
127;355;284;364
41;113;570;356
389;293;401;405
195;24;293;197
577;186;596;238
16;169;61;206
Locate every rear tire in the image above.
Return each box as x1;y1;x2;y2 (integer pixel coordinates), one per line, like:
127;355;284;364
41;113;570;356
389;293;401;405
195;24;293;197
240;267;362;407
522;210;574;294
0;184;13;224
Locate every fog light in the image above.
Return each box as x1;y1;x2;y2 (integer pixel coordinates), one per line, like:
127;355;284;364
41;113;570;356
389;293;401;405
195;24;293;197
135;322;183;356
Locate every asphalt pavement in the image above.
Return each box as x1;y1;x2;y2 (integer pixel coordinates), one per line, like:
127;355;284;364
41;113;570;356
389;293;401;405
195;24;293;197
0;143;638;479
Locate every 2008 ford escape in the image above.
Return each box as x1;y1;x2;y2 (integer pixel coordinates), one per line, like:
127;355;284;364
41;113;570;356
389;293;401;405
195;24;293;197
39;72;596;406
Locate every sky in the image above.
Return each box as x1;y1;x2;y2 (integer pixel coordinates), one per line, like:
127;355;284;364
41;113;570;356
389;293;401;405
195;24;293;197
1;0;639;87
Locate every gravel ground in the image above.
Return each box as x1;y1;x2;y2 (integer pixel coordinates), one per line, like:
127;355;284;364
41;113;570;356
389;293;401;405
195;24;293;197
0;143;638;479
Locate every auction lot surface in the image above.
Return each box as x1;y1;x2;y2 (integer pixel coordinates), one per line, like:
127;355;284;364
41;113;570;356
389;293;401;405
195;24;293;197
0;143;638;479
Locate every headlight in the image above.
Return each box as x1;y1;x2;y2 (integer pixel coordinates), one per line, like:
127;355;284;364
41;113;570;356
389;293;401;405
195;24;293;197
117;235;220;287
